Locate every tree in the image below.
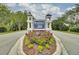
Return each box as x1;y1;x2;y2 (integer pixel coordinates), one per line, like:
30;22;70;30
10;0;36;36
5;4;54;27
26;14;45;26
14;11;27;31
75;4;79;12
0;4;11;32
52;18;69;31
52;4;79;32
0;4;28;32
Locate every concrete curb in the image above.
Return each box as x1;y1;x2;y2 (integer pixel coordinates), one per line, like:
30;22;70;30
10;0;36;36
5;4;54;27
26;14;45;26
17;35;26;55
18;31;62;55
8;35;26;55
9;30;66;55
8;38;20;55
53;34;61;55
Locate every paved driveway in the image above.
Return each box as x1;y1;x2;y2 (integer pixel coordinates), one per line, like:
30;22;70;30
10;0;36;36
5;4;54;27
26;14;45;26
0;31;26;55
53;31;79;55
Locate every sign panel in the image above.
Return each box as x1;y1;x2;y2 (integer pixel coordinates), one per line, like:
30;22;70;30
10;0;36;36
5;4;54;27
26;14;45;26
33;21;45;29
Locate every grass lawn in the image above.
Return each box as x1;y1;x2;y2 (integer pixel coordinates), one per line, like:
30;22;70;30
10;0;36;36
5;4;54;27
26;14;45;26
64;31;79;35
0;30;26;35
53;30;79;35
0;31;13;35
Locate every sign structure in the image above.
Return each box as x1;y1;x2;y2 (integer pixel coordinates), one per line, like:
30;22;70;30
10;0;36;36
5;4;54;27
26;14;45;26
27;12;52;31
33;21;45;29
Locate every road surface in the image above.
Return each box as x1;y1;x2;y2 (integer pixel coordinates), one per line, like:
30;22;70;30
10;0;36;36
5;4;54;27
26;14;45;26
0;30;79;55
0;31;26;55
53;31;79;55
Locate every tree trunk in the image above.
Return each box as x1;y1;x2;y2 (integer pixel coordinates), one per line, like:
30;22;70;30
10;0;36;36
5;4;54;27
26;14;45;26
18;23;21;31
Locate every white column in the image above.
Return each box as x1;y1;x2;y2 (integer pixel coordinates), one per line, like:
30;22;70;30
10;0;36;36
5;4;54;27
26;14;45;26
28;17;29;21
46;22;48;30
49;22;51;30
31;22;32;30
27;22;29;30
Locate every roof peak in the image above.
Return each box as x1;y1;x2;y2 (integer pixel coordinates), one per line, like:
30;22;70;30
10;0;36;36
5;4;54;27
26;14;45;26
46;14;52;16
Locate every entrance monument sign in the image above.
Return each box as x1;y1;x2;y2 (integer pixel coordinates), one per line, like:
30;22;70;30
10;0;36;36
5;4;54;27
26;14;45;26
27;12;52;31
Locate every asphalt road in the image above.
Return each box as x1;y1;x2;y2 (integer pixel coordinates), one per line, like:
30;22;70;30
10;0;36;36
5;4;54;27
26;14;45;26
53;31;79;55
0;30;79;55
0;31;26;55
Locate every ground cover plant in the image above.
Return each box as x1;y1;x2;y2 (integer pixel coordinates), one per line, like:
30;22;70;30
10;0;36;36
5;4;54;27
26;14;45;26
23;30;56;55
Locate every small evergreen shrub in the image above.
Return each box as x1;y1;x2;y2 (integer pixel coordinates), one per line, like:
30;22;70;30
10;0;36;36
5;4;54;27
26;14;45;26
37;45;44;53
32;37;46;45
45;44;50;49
27;44;34;49
24;36;30;46
48;37;55;45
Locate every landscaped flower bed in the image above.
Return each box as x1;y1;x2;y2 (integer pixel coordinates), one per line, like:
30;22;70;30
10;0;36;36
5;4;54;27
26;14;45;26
23;30;56;55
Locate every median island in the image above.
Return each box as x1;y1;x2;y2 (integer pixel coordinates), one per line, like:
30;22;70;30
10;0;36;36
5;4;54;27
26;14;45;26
23;30;56;55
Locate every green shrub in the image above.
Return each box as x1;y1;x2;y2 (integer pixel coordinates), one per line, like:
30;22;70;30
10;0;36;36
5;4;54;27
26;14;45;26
45;44;50;49
37;45;44;53
32;36;55;46
32;37;46;45
70;26;79;32
48;37;55;45
32;37;37;43
52;20;69;31
24;36;30;46
27;44;34;49
10;23;18;31
60;24;69;31
0;27;7;32
37;39;46;45
49;41;52;45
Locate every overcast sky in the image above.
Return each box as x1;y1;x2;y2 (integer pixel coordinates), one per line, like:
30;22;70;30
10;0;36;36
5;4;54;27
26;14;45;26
6;3;76;19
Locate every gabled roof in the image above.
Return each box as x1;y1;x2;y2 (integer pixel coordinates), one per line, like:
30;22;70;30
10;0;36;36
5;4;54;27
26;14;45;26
46;14;52;16
27;12;32;16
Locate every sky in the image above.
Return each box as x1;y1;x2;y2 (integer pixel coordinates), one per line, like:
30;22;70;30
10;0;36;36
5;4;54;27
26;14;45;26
6;3;76;19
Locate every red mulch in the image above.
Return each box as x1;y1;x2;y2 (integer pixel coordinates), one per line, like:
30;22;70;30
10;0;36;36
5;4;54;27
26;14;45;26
23;42;56;55
23;30;56;55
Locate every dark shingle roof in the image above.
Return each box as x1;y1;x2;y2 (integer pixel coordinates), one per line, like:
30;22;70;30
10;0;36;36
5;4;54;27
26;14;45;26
27;12;32;16
46;14;52;16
